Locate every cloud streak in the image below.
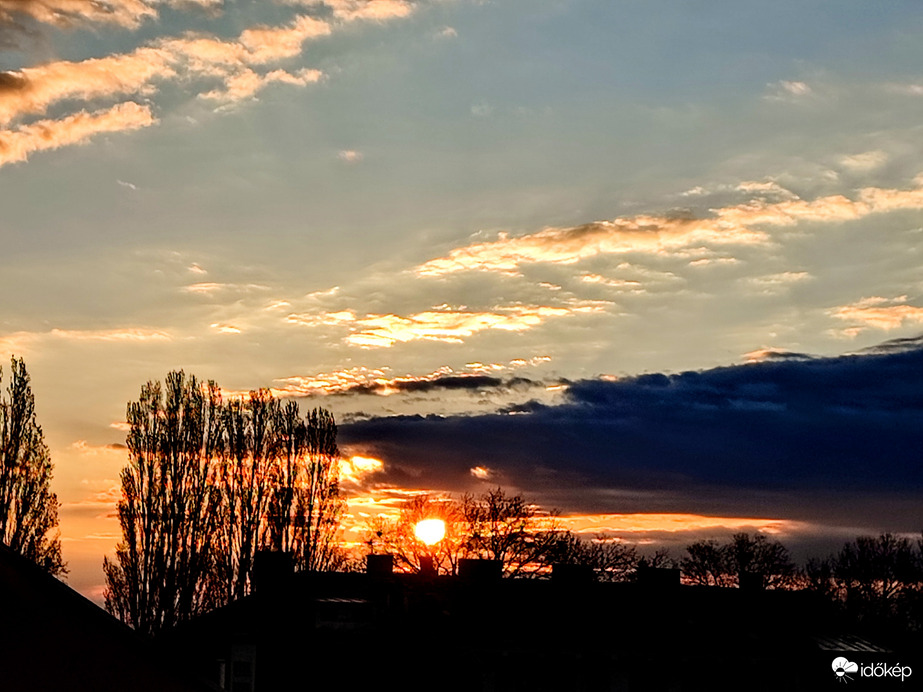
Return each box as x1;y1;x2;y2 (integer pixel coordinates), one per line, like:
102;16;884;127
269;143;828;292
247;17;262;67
830;296;923;335
0;326;171;355
286;302;606;347
0;101;154;166
416;179;923;276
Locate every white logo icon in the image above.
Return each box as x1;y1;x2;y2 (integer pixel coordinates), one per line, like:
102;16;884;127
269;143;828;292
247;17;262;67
832;657;859;683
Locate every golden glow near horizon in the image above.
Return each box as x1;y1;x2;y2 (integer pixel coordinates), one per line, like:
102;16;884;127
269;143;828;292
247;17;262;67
413;518;446;546
558;512;807;537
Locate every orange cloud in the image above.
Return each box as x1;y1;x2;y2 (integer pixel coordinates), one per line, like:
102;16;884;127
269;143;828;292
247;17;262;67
285;309;357;328
272;358;550;396
344;303;604;348
325;0;412;21
416;180;923;276
0;102;155;167
340;455;384;484
200;67;322;102
0;0;156;28
283;0;412;21
238;14;331;61
559;513;806;537
0;14;330;126
0;3;423;165
0;49;172;126
829;296;923;334
0;0;226;30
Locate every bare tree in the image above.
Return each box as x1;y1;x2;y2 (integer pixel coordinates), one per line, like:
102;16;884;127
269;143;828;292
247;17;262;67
291;407;344;572
105;376;346;633
367;489;564;577
103;372;223;635
681;539;733;587
681;533;797;588
462;488;563;577
832;533;922;622
367;494;468;575
549;532;639;582
728;532;798;589
0;357;64;576
211;389;279;603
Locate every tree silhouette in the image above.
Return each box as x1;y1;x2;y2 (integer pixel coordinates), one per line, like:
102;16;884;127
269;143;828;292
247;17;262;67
681;533;796;588
370;488;566;577
681;538;733;587
103;372;222;635
104;373;345;634
832;533;922;625
212;389;278;603
549;532;640;582
267;404;344;572
367;494;468;574
0;357;65;576
462;487;563;577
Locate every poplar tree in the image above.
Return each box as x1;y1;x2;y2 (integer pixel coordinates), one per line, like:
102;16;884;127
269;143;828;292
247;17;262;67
212;389;279;603
104;372;345;634
0;357;65;575
103;372;222;635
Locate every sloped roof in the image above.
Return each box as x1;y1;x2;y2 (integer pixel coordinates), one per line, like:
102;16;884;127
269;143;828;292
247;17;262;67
0;543;215;692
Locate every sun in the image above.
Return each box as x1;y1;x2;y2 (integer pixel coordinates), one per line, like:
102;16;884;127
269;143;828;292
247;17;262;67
414;518;446;546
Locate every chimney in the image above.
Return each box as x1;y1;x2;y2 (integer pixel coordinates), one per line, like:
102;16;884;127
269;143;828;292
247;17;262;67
366;553;394;578
418;556;436;577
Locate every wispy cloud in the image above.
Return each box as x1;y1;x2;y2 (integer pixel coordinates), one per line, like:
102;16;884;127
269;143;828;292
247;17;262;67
285;309;358;327
0;326;171;355
839;150;888;172
0;2;427;165
415;179;923;276
182;281;270;294
69;440;126;456
272;359;546;397
0;49;173;126
50;327;172;342
829;296;923;336
743;271;811;294
315;0;412;21
0;0;158;29
342;303;605;348
764;79;812;101
0;102;155;166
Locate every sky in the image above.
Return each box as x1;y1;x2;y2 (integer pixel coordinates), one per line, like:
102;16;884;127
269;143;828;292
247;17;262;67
1;0;922;600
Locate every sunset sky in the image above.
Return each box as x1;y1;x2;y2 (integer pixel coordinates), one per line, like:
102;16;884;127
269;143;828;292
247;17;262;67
1;0;922;600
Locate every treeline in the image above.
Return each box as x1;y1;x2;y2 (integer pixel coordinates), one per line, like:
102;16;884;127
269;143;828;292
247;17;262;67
365;489;648;580
369;491;923;634
102;371;345;636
